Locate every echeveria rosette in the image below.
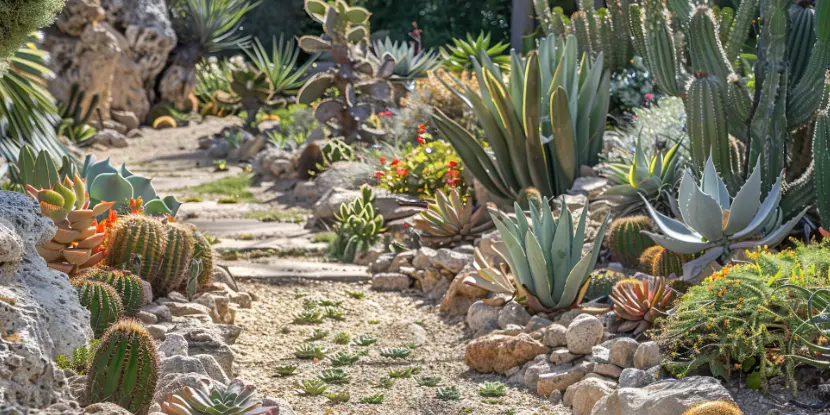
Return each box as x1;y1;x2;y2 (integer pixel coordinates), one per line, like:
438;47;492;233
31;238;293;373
642;156;809;280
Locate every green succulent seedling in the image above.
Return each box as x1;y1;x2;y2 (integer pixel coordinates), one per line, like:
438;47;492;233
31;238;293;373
352;334;377;346
295;343;328;360
360;393;385;404
416;375;442;387
298;379;328;396
293;308;325;324
274;365;298;377
324;389;351;403
318;298;344;308
328;350;361;366
374;375;396;388
345;290;365;299
436;386;461;401
368;319;381;325
308;328;328;341
380;347;411;359
478;381;507;397
387;365;421;378
324;306;345;321
319;368;350;385
333;331;351;345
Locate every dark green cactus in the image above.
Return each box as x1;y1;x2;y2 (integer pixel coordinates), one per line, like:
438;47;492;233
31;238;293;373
639;245;693;278
192;231;215;286
814;107;830;228
87;320;159;415
641;0;681;96
787;2;816;84
321;138;355;167
607;216;656;267
686;74;739;191
156;223;196;297
84;267;145;317
107;215;167;282
584;271;625;300
73;278;125;338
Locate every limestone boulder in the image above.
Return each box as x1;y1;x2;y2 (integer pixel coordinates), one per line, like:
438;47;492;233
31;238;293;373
439;270;488;316
592;376;735;415
465;333;549;374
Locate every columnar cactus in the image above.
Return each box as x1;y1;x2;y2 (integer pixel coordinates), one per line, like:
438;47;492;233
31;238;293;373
107;215;167;281
73;279;125;338
607;216;655;267
87;320;159;415
156;223;196;296
297;0;393;144
84;267;145;317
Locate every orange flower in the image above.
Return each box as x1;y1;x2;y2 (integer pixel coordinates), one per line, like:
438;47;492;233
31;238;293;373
391;159;400;166
128;198;144;215
379;157;386;164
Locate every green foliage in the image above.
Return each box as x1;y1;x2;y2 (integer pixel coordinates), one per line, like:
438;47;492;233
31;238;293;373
328;185;385;263
294;343;328;359
318;139;355;170
655;243;830;394
373;375;396;388
328;350;361;366
274;365;297;377
387;365;420;378
478;381;506;397
379;347;411;359
293;308;325;324
160;378;268;414
601;140;682;216
73;279;124;338
194;57;242;117
169;0;260;53
82;155;182;216
319;368;350;384
0;1;63;72
244;35;317;98
434;35;610;201
360;394;384;404
440;32;509;74
192;231;215;286
55;340;99;375
57;84;98;146
298;378;328;395
375;135;465;199
308;328;328;341
607;216;656;267
435;386;461;401
467;196;609;312
344;290;365;299
332;331;351;345
609;58;656;117
416;375;442;387
183;174;255;203
352;334;377;346
413;188;492;248
83;267;145;317
324;389;350;403
87;321;159;415
371;37;441;82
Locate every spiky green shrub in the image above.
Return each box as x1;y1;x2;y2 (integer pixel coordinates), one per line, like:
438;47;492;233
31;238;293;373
107;215;167;282
601;140;681;217
371;37;441;82
655;243;830;393
55;340;99;375
160;378;273;414
439;32;509;74
0;1;63;73
583;270;625;300
87;320;159;415
328;185;384;263
298;379;327;396
413;188;493;248
84;267;145;317
639;245;694;278
478;381;506;397
73;278;125;338
607;216;656;267
434;35;609;202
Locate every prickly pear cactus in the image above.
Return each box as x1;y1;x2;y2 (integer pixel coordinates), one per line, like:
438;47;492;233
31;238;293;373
607;216;656;267
73;278;125;338
84;267;145;317
87;320;159;415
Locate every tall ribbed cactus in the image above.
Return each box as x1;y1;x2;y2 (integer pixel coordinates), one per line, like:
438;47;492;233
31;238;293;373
87;320;159;415
73;279;124;338
814;81;830;228
156;223;196;297
107;215;167;281
607;216;656;267
84;267;145;317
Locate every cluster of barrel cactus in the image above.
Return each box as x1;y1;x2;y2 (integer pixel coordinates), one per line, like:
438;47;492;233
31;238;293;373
71;266;147;337
606;216;655;267
86;320;159;415
297;0;394;144
329;185;385;263
639;245;693;278
413;188;493;248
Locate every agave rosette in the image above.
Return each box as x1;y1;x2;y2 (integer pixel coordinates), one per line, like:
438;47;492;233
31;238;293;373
466;196;609;312
161;378;276;415
601;140;681;216
371;37;441;82
413;188;493;248
609;276;673;336
642;157;809;280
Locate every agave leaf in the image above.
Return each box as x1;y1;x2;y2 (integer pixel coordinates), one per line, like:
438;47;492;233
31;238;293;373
492;215;533;290
642;195;705;243
723;158;762;235
730;206;809;249
732;171;784;239
525;231;554;308
550;203;572;304
685;178;726;242
681;247;724;281
644;231;713;255
701;156;731;209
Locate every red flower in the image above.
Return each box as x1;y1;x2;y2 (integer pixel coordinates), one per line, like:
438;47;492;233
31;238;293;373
418;123;427;134
375;171;384;178
448;160;458;168
391;159;400;166
379;157;386;164
417;137;426;145
644;93;654;101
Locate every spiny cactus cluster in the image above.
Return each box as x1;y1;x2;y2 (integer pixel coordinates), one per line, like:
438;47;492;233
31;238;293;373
607;216;655;267
682;400;744;415
72;278;124;338
87;320;159;415
84;267;145;316
639;245;694;278
297;0;393;143
328;185;385;263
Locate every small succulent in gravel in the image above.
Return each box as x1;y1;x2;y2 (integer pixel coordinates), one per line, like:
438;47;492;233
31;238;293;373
293;308;324;324
478;381;506;397
274;364;297;377
380;347;411;359
304;297;343;309
295;343;328;360
345;290;365;299
368;319;380;324
319;368;350;384
324;306;345;321
324;389;350;403
328;350;361;366
308;328;328;341
436;386;461;401
374;375;396;388
333;331;351;344
416;375;442;387
360;394;384;404
298;379;328;396
352;334;377;346
387;365;421;378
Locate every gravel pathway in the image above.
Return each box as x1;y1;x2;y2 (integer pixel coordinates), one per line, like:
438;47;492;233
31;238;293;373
233;280;569;415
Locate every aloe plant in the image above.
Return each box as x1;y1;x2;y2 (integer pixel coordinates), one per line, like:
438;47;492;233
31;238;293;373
642;157;808;280
433;35;610;202
440;32;510;74
465;196;610;312
600;140;681;216
413;188;494;248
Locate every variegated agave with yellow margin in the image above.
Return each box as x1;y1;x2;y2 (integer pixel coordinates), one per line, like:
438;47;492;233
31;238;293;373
600;138;681;216
464;196;610;313
642;156;809;281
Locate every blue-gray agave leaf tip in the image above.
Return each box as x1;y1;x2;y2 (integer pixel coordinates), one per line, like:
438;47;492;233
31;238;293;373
641;156;809;279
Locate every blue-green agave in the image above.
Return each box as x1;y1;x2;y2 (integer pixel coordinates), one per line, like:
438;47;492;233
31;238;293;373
371;37;441;83
82;155;182;217
642;157;809;280
465;197;610;312
160;378;276;414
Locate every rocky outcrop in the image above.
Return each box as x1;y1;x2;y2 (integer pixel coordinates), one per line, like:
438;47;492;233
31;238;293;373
465;333;549;374
592;376;735;415
0;191;92;411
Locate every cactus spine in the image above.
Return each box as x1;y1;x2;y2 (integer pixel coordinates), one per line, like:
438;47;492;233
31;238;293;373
87;320;159;415
640;245;693;278
156;223;196;296
107;215;167;280
192;231;215;286
607;216;655;267
74;279;124;338
84;267;144;317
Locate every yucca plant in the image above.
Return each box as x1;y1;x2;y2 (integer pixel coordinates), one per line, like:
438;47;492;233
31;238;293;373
243;35;318;100
433;35;610;202
642;157;808;280
440;32;510;74
600;141;682;216
465;197;610;313
413;188;493;248
160;378;275;414
609;275;674;336
194;57;242;117
328;185;385;263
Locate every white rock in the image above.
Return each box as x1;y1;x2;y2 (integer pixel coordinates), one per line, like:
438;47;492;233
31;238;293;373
563;377;617;415
566;314;604;355
466;300;501;334
618;368;655;388
431;248;472;274
592;376;734;415
541;324;568;347
158;333;189;358
371;273;411;291
610;337;639;368
412;247;438;269
634;341;661;369
497;302;532;329
550;348;579;365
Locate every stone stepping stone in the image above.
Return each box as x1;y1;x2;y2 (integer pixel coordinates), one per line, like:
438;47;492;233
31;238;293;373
227;261;369;282
188;218;310;238
214;237;327;254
